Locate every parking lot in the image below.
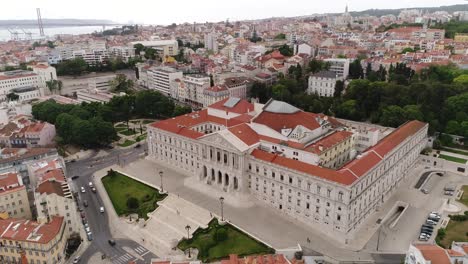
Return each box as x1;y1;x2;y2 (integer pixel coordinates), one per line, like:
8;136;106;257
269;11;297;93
363;163;468;252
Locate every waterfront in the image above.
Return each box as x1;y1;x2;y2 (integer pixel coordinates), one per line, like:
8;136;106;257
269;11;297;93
0;25;118;41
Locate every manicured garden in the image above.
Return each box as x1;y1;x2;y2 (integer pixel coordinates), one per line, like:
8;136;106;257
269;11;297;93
439;154;467;164
460;186;468;207
101;170;167;219
437;211;468;248
441;147;468;157
178;219;274;262
119;129;137;136
118;139;136;147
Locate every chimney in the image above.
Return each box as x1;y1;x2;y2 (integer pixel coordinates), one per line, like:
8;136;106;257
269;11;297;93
318;144;323;152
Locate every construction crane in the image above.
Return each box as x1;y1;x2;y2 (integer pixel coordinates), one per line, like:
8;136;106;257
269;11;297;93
7;28;19;40
21;29;33;40
36;8;45;37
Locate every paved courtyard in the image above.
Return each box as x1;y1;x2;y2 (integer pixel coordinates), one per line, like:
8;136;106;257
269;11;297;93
109;157;468;262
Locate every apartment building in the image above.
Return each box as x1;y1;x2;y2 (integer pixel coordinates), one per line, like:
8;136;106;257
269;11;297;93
34;168;80;234
147;98;428;242
0;216;68;264
323;58;350;79
0;71;44;102
108;46;136;62
148;67;183;96
203;85;230;107
130;40;178;57
204;33;219;53
308;71;343;97
0;172;31;219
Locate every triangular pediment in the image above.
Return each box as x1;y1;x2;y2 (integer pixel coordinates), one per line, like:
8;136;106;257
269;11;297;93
199;131;245;152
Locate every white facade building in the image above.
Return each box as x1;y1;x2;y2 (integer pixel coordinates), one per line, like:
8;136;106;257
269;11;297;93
204;33;219;53
324;58;350;79
308;71;343;97
148;67;183;96
0;70;45;102
109;46;136;62
147;98;428;242
178;75;211;107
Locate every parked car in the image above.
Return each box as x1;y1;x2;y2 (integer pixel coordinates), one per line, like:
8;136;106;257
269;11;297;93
73;256;80;263
108;239;116;246
80;187;85;193
84;223;89;229
85;227;91;233
429;213;441;219
71;175;80;180
422;224;434;230
82;218;87;225
419;234;429;241
100;206;105;213
80;212;85;219
426;219;437;225
87;232;93;241
78;207;83;212
445;190;454;196
83;200;88;207
428;216;440;222
88;182;93;188
91;187;96;193
421;228;433;235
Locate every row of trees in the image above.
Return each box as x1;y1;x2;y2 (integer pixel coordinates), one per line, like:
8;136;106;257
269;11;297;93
55;57;142;76
250;61;468;136
32;90;192;148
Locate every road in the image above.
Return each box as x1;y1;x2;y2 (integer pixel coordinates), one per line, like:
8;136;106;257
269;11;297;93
66;145;157;264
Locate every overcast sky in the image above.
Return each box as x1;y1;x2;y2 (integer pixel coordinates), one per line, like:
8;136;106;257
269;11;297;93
1;0;465;25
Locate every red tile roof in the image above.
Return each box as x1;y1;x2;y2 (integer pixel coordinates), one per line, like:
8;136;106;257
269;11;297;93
306;131;353;154
371;120;426;157
253;111;321;133
36;180;65;197
251;149;356;185
415;244;451;264
0;216;64;244
228;124;260;146
221;254;288;264
0;172;20;189
209;98;254;114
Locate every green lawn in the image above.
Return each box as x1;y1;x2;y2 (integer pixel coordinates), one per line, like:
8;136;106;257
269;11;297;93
439;154;467;164
135;134;147;142
143;119;155;124
115;123;127;128
118;139;136;147
178;219;274;262
439;220;468;248
101;170;167;219
460;186;468;207
119;129;137;136
441;147;468;157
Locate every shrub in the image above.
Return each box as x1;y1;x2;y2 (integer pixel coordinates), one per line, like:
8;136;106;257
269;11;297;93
449;214;468;221
215;228;228;242
126;197;139;210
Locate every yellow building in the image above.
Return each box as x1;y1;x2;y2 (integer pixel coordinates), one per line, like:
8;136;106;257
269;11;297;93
0;172;32;219
306;130;355;169
454;33;468;42
0;216;67;264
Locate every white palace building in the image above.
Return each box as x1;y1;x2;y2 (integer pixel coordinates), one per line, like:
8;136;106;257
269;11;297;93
147;97;429;241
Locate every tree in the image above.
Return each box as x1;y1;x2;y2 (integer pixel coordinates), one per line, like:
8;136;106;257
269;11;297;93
133;44;145;55
173;105;192;116
110;74;134;93
127;197;139;210
46;80;63;94
144;48;157;60
446;120;461;135
334;80;345;98
380;105;406;127
307;59;329;74
215;228;228;242
274;33;286;40
55;58;87;76
6;93;19;101
72;119;96;147
278;44;293;57
349;59;364;79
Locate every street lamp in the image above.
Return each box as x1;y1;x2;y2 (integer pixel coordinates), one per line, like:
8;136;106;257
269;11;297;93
159;170;164;193
219;196;225;221
185;225;191;258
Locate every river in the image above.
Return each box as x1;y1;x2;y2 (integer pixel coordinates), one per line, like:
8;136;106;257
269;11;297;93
0;25;119;41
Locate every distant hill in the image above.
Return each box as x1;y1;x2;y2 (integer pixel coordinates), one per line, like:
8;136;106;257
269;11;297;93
347;4;468;17
0;19;118;27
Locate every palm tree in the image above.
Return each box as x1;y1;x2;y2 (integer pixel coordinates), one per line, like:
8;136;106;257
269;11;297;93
46;80;63;95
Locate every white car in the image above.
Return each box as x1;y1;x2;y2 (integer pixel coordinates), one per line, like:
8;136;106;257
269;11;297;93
426;219;437;226
430;211;440;216
80;187;85;193
419;234;429;241
85;227;91;233
88;182;93;188
100;206;104;213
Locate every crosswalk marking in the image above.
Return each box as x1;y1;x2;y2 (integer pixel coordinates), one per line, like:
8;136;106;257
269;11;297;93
112;253;133;264
134;246;148;254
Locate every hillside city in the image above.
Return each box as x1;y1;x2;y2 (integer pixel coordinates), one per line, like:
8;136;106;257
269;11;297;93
0;3;468;264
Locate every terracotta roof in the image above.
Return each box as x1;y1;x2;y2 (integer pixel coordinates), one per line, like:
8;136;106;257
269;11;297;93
414;244;451;264
447;249;465;257
228;124;260;146
371;120;426;157
0;172;20;189
40;169;66;184
306;131;353;154
0;216;64;244
253;111;321;133
205;85;228;92
36;180;65;197
221;254;288;264
251;149;356;185
208;98;254;114
0;148;56;164
0;73;36;81
25;123;46;133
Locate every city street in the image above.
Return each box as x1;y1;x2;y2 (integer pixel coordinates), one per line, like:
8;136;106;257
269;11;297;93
66;146;157;264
